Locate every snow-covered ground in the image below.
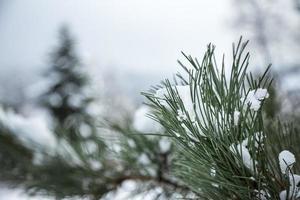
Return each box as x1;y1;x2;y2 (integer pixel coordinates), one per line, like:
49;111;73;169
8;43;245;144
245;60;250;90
0;187;51;200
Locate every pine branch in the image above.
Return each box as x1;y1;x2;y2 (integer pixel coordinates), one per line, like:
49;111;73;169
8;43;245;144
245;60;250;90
106;118;192;197
0;126;34;185
143;37;298;199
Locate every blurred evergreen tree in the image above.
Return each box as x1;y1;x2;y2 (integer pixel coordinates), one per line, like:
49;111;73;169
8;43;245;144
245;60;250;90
0;26;190;200
39;26;96;142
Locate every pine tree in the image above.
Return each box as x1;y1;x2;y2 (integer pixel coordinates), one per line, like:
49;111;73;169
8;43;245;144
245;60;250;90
0;27;190;199
39;26;94;142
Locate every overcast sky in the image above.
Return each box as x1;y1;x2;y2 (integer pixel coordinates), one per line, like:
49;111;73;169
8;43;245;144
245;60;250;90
0;0;239;101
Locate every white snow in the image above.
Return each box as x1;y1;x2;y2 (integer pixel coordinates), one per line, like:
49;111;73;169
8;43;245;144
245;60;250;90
255;190;270;200
87;159;103;171
212;183;219;188
0;107;56;150
243;88;269;111
175;86;195;120
230;132;266;172
279;167;300;200
254;88;270;100
279;150;296;174
137;153;150;165
181;122;202;141
156;85;208;138
233;110;240;126
56;139;85;166
289;174;300;190
146;167;157;177
0;187;51;200
132;105;163;133
279;174;300;200
230;142;256;171
279;174;300;199
68;94;85;108
155;87;169;105
79;123;92;138
280;190;287;200
159;137;171;153
188;141;196;148
48;93;63;107
85;140;98;154
104;180;170;200
156;85;232;136
156;85;196;121
241;132;264;148
230;133;266;171
127;139;136;148
210;167;216;177
177;109;188;122
173;131;181;138
253;132;265;148
112;144;121;153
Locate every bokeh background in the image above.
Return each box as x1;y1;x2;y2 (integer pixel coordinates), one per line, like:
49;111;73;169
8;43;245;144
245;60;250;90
0;0;299;199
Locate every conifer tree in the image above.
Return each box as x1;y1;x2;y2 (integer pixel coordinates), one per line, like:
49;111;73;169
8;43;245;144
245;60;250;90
0;27;190;199
39;26;95;142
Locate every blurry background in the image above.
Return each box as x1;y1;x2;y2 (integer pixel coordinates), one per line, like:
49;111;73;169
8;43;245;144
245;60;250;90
0;0;299;199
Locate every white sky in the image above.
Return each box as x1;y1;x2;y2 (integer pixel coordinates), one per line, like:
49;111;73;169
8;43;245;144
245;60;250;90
0;0;237;95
